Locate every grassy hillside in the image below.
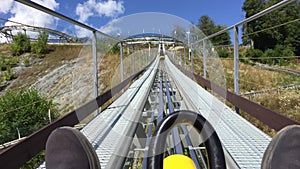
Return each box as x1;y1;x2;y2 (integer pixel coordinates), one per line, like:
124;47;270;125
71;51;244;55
10;44;83;90
185;49;300;136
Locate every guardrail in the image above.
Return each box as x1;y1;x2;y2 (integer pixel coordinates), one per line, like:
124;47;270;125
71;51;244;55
0;59;155;169
190;0;297;112
169;57;300;131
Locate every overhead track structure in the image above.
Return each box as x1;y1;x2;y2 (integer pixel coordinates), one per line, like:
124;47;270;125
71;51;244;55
0;23;78;42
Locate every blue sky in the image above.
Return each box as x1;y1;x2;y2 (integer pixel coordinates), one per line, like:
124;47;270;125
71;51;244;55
0;0;245;41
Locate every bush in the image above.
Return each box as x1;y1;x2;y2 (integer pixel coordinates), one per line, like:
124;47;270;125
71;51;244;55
263;49;278;64
32;31;49;58
23;57;30;67
275;45;295;58
109;43;120;55
263;45;295;65
0;89;59;144
245;49;263;62
10;33;31;56
4;66;14;81
217;49;229;58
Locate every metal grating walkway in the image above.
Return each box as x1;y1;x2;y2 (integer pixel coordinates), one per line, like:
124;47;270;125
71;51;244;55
165;56;271;169
80;59;159;168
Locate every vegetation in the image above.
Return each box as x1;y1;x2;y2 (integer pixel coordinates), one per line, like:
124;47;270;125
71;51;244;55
9;31;49;57
191;48;299;136
0;53;18;84
8;44;83;90
9;33;31;56
217;49;230;58
242;0;300;55
0;43;83;168
244;45;296;66
197;15;231;45
0;89;59;144
32;31;49;58
0;89;59;169
244;48;264;61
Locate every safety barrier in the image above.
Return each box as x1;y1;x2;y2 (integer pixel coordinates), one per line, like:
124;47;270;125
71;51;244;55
0;59;155;169
169;58;300;131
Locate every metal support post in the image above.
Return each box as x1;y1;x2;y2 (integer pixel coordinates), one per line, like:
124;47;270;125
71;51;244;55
48;109;52;123
17;128;21;140
92;31;98;101
203;40;207;79
234;26;240;114
180;49;182;66
189;48;191;61
184;47;186;69
172;44;175;59
148;43;150;65
139;50;141;70
191;48;194;72
132;51;134;74
120;42;124;82
133;47;135;74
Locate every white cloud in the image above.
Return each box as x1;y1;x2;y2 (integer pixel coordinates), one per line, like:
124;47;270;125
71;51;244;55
95;0;124;17
0;0;14;13
0;0;59;43
99;18;121;34
5;0;59;29
76;1;94;23
75;25;92;38
76;0;124;23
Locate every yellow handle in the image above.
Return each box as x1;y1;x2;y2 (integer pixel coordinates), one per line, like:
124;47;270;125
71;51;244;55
163;154;196;169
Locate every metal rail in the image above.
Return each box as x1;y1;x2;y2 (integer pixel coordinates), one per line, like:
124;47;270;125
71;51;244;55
166;75;203;169
164;74;184;154
142;90;158;169
157;71;164;125
81;59;159;169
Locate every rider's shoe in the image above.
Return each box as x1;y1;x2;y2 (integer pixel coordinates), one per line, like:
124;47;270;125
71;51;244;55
45;126;101;169
261;125;300;169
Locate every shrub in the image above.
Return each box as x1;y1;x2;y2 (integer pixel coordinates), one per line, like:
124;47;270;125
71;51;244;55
263;45;295;65
32;31;49;58
23;57;30;67
10;33;31;56
245;49;263;62
4;66;14;81
0;89;59;144
263;49;278;64
0;89;59;168
217;49;229;58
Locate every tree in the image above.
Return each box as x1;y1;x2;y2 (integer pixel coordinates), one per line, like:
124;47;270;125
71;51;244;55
9;32;31;56
197;15;231;45
0;89;59;144
242;0;300;55
172;25;186;42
